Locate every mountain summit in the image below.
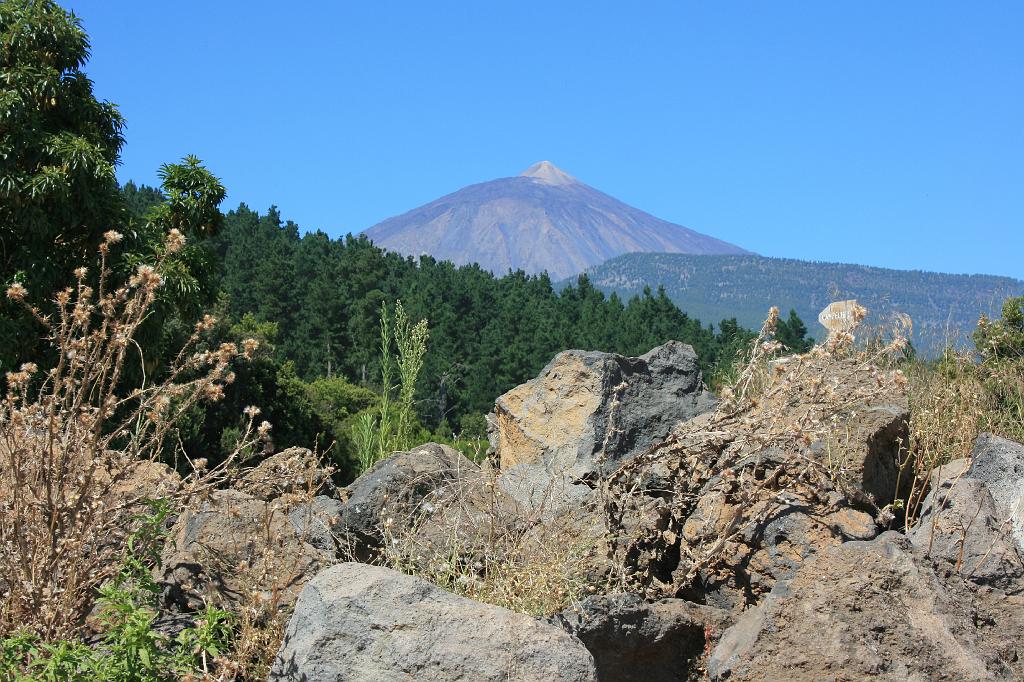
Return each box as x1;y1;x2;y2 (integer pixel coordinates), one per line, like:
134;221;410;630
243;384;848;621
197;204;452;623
362;162;750;279
520;160;577;185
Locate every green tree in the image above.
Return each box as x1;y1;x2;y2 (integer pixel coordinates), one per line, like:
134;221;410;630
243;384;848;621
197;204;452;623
0;1;225;373
0;0;126;367
776;309;814;353
975;296;1024;360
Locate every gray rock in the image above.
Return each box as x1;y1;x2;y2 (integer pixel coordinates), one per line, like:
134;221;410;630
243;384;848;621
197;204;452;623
338;443;477;553
489;341;716;478
159;489;333;612
270;562;597;682
910;478;1024;594
288;495;344;554
965;433;1024;555
497;463;595;517
548;593;730;682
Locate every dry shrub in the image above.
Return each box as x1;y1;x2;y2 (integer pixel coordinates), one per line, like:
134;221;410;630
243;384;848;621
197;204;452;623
603;307;911;597
379;467;601;617
0;231;264;640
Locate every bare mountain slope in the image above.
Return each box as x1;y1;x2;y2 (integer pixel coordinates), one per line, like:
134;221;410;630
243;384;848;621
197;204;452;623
363;161;750;279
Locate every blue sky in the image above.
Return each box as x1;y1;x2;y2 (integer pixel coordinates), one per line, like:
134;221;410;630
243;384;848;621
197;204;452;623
65;1;1023;279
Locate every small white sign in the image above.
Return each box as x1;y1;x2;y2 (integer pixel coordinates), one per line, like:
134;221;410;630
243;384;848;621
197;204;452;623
818;300;860;332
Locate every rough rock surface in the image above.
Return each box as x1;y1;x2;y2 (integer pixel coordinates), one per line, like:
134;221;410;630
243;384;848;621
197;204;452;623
496;463;595;517
287;495;345;554
605;354;908;606
963;433;1024;554
685;500;879;611
548;593;730;682
337;443;495;556
270;562;597;682
236;446;336;501
708;532;1023;681
159;489;334;612
907;433;1024;598
489;341;715;477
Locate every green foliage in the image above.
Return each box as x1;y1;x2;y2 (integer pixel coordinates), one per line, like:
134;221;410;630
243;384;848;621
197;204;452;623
0;0;125;369
776;308;814;353
0;2;226;375
354;301;430;473
0;502;234;682
974;295;1024;361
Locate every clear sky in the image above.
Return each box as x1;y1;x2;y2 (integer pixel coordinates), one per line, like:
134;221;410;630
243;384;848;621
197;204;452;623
64;1;1023;280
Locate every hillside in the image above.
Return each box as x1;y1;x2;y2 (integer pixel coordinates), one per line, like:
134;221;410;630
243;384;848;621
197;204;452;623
362;161;750;280
577;253;1024;353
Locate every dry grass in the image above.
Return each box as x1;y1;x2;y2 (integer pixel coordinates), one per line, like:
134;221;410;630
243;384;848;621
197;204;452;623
378;465;602;617
902;348;1024;526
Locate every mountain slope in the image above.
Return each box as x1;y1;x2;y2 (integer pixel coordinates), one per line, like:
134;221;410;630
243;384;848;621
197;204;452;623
577;253;1024;355
363;161;750;280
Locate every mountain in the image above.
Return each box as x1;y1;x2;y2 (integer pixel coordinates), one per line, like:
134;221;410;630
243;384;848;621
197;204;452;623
575;253;1024;355
362;161;750;280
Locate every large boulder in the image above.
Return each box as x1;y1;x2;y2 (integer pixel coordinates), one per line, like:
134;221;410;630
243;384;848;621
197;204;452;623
909;434;1024;594
270;562;597;682
489;341;715;478
337;443;504;558
159;489;335;613
548;593;730;682
708;532;1023;681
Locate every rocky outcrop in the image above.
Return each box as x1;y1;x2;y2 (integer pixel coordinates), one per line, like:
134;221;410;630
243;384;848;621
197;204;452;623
489;341;715;478
709;532;1023;681
270;562;597;682
962;433;1024;554
548;593;730;682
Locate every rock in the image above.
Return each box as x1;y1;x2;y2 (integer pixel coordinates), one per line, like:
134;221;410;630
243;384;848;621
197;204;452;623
673;453;880;610
337;443;488;556
548;593;730;682
910;476;1024;594
809;401;910;507
108;459;182;502
489;341;715;478
497;463;595;517
236;446;335;501
159;489;334;612
964;434;1024;555
709;532;1021;681
288;495;345;554
270;562;597;682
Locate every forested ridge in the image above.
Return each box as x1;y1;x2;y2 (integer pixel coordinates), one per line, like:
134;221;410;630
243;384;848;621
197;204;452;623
579;253;1024;355
203;203;813;453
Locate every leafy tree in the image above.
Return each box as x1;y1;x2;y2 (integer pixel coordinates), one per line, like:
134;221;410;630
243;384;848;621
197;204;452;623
0;0;225;373
0;0;125;367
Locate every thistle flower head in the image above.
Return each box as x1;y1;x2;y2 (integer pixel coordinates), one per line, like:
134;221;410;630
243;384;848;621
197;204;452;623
6;282;27;302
